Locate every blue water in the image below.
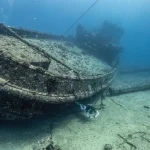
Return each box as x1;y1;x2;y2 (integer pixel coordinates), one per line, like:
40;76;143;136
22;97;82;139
1;1;150;149
0;0;150;68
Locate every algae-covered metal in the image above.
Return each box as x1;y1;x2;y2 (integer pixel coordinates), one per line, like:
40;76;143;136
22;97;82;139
0;23;116;120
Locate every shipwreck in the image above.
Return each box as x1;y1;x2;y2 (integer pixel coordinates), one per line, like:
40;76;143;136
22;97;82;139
0;22;123;120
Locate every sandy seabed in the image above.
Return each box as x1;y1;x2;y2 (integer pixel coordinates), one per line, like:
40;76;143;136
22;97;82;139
0;90;150;150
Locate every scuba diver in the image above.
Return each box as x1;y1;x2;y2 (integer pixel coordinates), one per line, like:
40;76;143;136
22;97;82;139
75;102;100;119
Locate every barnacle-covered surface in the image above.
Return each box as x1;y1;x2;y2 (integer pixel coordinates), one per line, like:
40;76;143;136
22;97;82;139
25;38;111;76
0;35;49;63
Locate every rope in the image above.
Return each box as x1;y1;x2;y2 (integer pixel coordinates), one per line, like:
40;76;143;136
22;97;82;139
64;0;100;35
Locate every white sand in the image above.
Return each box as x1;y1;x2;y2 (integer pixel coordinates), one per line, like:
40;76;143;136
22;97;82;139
112;71;150;87
0;90;150;150
53;91;150;150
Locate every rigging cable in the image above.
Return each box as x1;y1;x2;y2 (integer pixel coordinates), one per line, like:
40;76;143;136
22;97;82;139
64;0;100;35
